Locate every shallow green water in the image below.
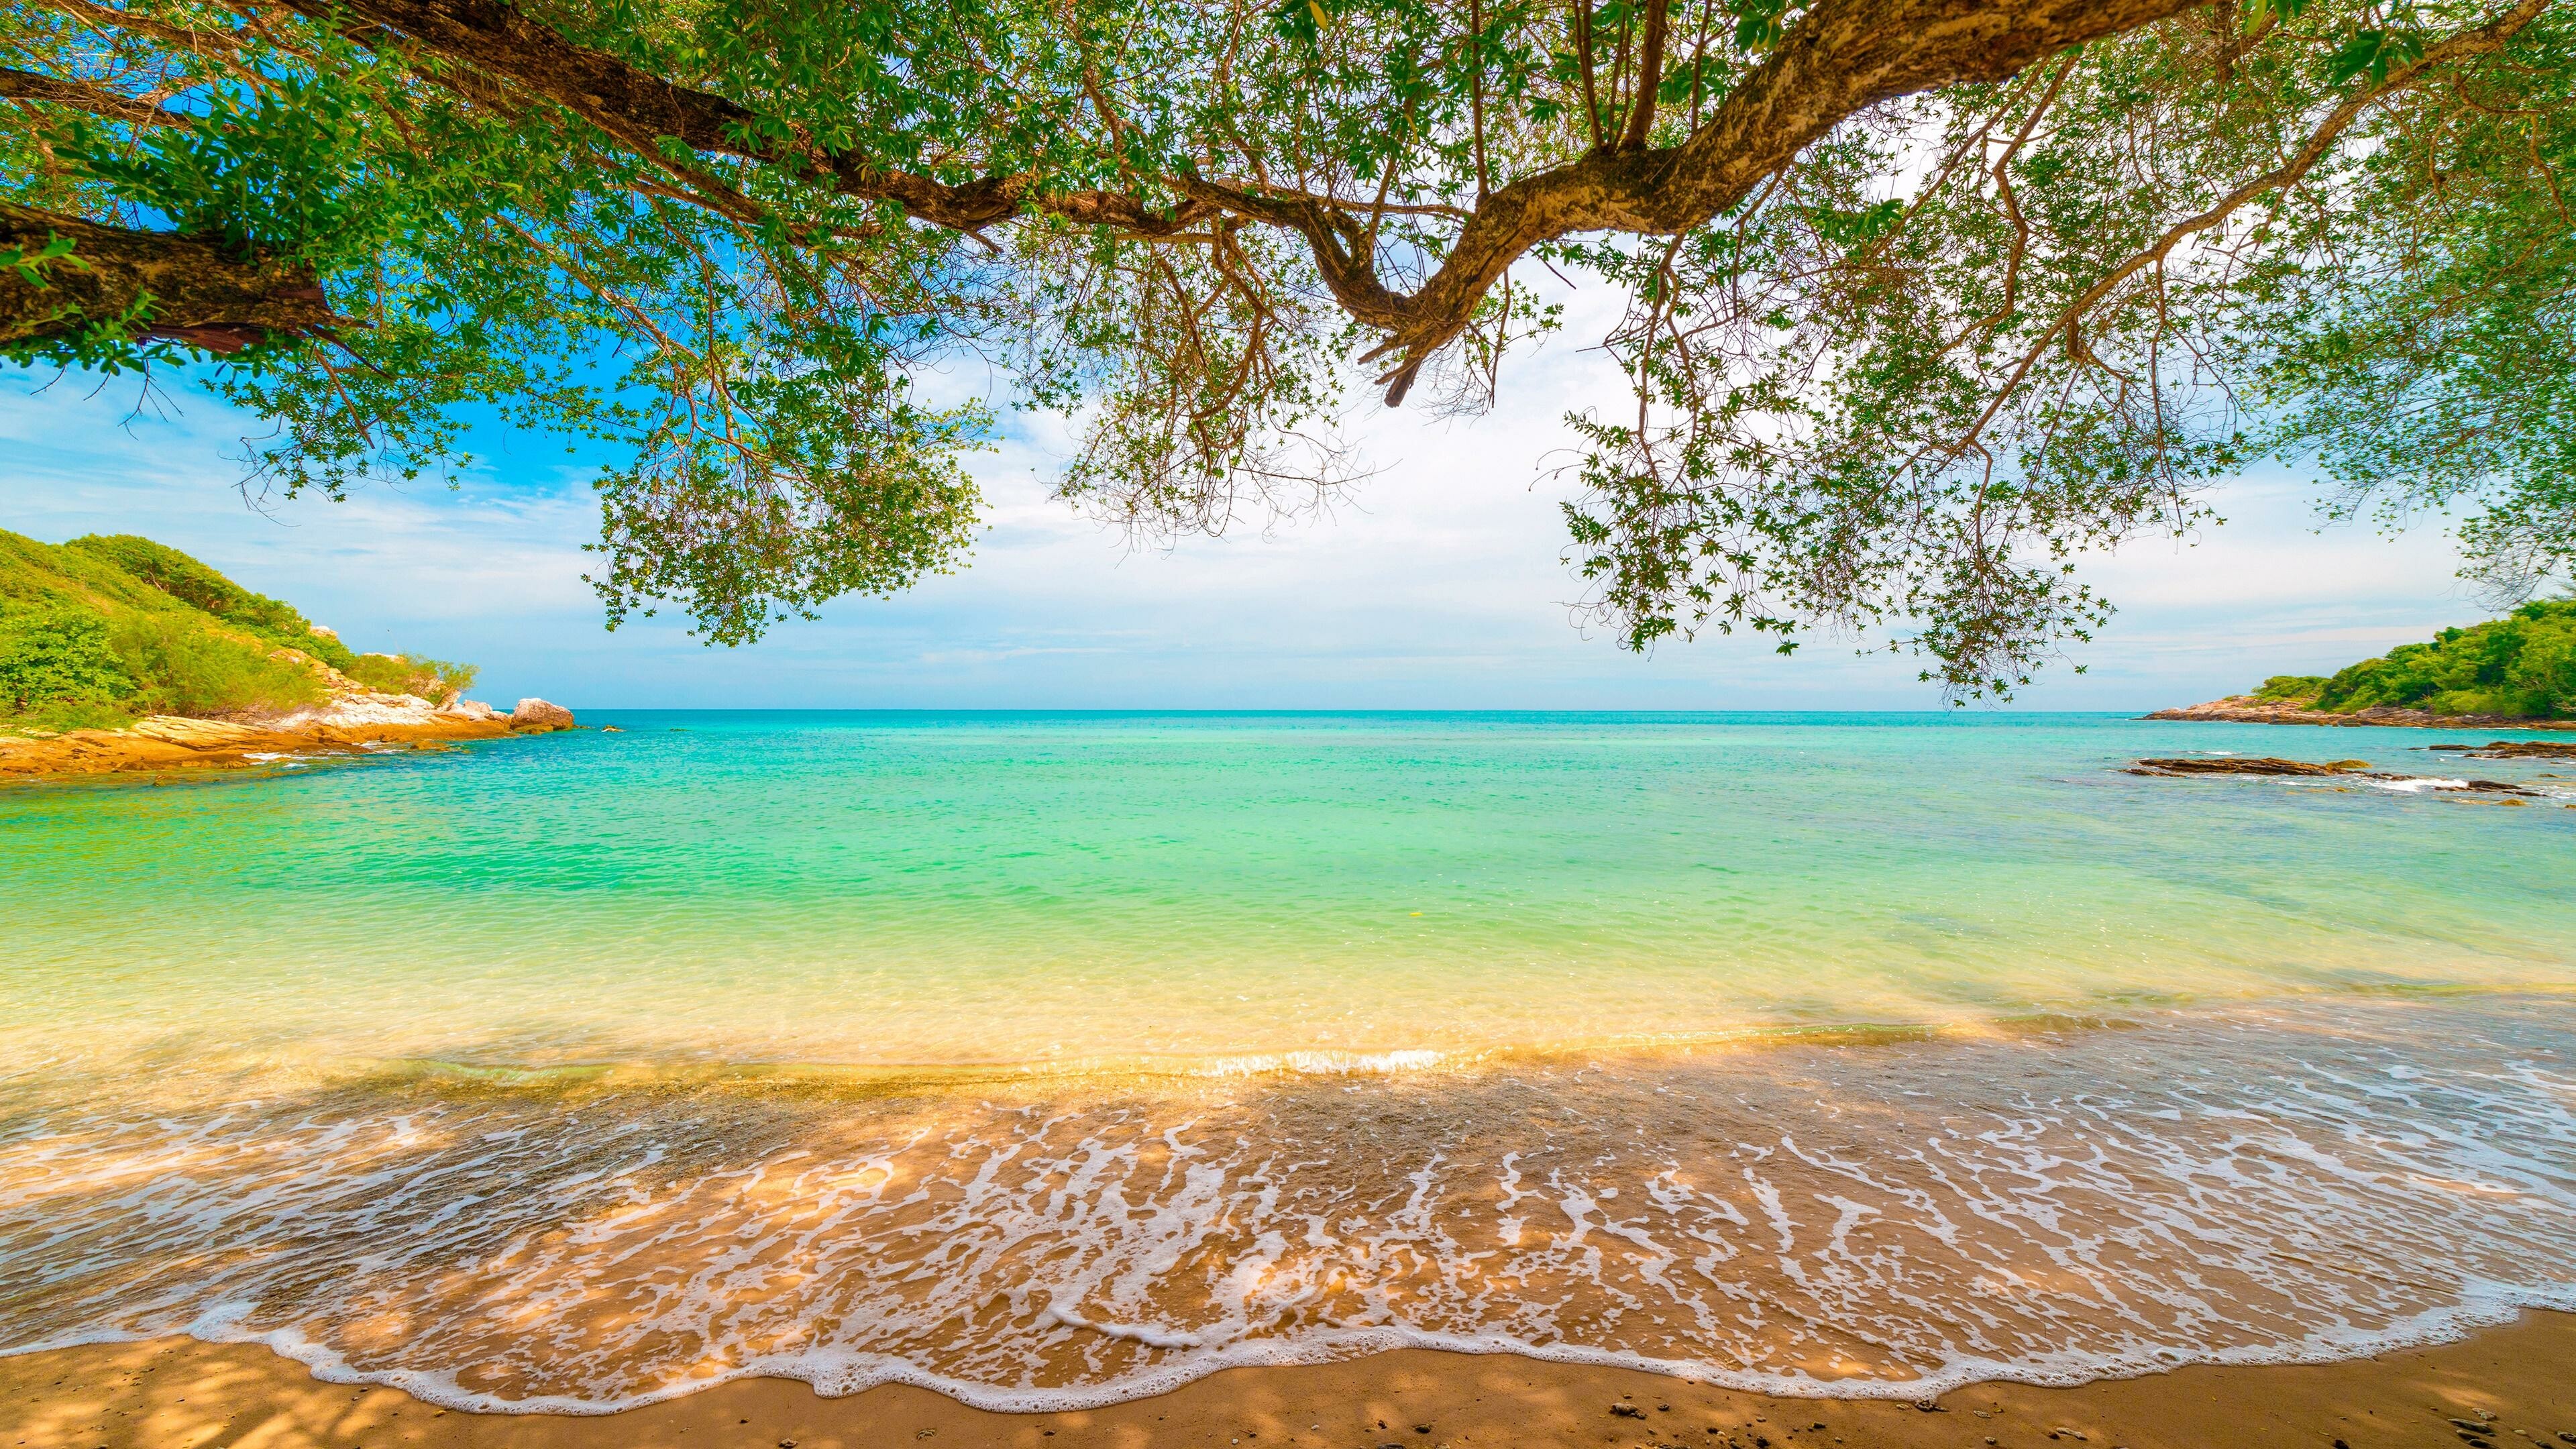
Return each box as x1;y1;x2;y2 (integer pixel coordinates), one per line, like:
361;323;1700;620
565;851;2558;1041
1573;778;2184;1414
3;711;2571;1073
4;712;2574;1409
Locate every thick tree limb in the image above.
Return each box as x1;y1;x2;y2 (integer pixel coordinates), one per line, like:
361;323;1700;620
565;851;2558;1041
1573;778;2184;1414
0;66;185;125
1;202;338;352
78;0;2209;399
264;0;1213;237
1336;0;2213;400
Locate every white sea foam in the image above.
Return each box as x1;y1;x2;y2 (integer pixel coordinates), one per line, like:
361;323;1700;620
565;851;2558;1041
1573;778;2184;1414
4;998;2574;1415
1193;1048;1450;1076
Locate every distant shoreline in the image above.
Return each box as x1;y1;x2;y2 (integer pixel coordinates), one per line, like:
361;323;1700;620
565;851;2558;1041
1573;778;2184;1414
2144;694;2576;731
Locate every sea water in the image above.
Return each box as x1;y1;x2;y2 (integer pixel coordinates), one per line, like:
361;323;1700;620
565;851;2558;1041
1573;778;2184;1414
1;712;2571;1409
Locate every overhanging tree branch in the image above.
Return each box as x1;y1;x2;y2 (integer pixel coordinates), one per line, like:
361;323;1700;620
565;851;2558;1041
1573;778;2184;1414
1340;0;2212;401
241;0;2209;402
0;65;186;125
1947;0;2555;459
1;202;339;353
264;0;1216;237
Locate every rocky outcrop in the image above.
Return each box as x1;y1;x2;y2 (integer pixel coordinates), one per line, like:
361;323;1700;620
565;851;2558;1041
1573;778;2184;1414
2128;756;2375;777
2126;756;2537;796
2144;696;2576;730
509;698;576;731
0;691;536;778
2426;740;2576;760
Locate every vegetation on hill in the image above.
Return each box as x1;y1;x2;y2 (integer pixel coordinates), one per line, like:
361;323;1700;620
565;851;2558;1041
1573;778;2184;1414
0;531;475;732
2250;602;2576;719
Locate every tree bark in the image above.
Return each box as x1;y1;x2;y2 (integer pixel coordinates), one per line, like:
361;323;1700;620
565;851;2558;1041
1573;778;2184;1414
2;203;337;354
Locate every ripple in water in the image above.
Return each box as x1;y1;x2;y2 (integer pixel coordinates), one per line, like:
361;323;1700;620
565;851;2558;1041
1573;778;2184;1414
3;996;2572;1413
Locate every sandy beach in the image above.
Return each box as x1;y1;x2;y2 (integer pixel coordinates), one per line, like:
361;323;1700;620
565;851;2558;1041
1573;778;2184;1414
7;1312;2573;1449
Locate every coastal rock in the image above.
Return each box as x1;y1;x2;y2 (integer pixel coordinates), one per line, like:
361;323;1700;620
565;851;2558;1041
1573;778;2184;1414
511;698;576;731
0;709;517;777
2127;757;2538;796
2426;739;2576;760
129;717;268;750
280;692;445;729
438;698;500;722
2129;757;2373;777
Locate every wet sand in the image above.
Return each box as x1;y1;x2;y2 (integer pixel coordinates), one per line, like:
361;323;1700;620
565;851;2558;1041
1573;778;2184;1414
7;1311;2572;1449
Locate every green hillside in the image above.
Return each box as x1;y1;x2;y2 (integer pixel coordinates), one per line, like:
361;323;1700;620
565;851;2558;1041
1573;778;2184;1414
2250;601;2576;720
0;531;475;732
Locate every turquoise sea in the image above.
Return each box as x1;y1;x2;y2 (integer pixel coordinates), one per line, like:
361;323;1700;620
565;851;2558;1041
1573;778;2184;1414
3;712;2573;1409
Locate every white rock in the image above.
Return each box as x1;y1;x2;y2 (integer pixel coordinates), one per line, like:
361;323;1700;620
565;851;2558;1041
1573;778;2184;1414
511;698;576;731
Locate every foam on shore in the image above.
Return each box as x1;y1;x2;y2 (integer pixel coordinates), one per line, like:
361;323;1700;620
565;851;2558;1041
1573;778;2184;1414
6;997;2572;1418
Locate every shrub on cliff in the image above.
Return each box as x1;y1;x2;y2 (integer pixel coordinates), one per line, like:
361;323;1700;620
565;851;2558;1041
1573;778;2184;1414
64;535;362;674
106;614;327;717
0;608;137;724
2307;602;2576;719
345;652;478;704
2253;676;2330;704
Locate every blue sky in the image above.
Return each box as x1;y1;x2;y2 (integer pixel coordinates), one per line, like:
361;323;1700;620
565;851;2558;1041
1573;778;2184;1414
1;319;2491;711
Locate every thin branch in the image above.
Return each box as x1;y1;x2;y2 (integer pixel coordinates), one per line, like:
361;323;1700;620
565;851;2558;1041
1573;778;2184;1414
0;65;186;125
1946;0;2555;459
1621;0;1673;148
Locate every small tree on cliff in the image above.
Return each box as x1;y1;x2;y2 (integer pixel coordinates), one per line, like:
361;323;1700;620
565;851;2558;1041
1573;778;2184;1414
3;0;2570;692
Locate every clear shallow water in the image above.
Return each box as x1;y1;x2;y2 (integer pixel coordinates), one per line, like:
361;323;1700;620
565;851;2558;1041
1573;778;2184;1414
2;711;2573;1409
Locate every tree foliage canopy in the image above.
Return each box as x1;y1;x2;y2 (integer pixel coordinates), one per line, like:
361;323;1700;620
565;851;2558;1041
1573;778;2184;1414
1;0;2569;690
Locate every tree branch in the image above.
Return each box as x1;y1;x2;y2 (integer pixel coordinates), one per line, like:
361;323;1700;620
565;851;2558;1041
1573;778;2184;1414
40;0;249;55
2;201;339;352
259;0;2213;405
264;0;1212;237
1345;0;2213;401
0;65;186;125
1620;0;1672;149
1947;0;2554;458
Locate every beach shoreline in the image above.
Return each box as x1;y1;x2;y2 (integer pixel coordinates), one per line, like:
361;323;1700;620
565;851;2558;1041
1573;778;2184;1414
7;1311;2573;1448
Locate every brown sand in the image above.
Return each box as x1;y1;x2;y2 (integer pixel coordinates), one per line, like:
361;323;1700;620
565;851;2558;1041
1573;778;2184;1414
7;1313;2571;1449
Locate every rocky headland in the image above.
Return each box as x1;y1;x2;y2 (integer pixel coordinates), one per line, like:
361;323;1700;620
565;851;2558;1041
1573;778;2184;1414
2;529;576;779
2143;696;2576;730
0;691;576;777
2150;602;2576;729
